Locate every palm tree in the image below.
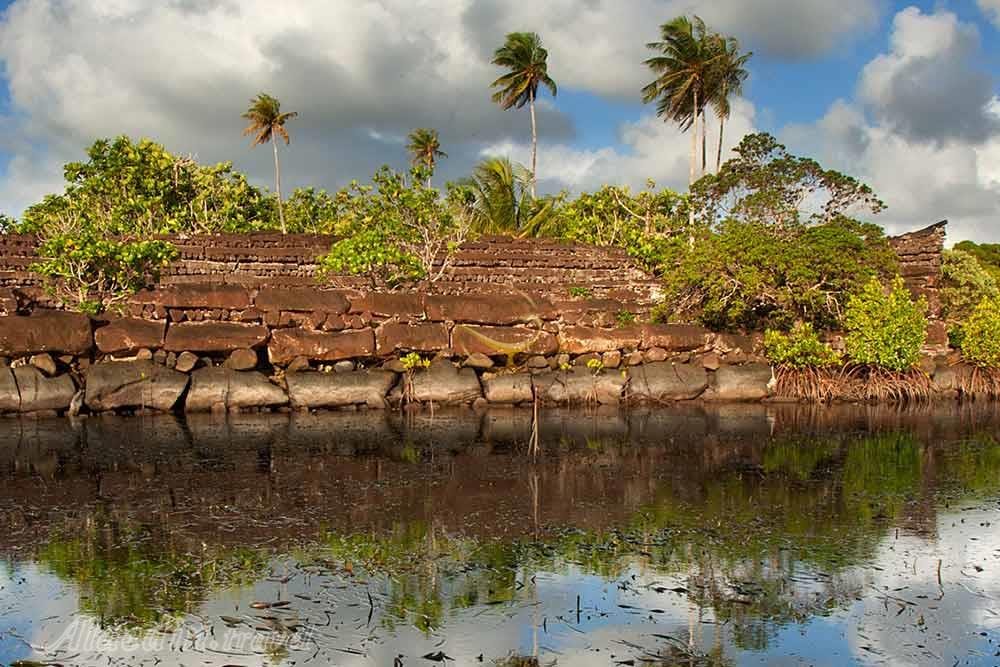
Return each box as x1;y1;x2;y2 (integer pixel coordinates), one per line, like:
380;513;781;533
242;93;298;234
707;36;751;172
405;128;447;186
642;16;718;186
490;32;558;199
462;157;555;236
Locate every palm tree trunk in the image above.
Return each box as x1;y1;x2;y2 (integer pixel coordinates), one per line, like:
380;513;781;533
529;89;538;200
716;115;725;172
272;136;286;234
701;110;707;176
688;88;698;228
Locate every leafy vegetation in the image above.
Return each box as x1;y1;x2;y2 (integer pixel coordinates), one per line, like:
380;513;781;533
406;128;447;185
953;240;1000;282
763;323;841;369
957;297;1000;367
941;248;1000;324
241;92;298;233
844;277;927;372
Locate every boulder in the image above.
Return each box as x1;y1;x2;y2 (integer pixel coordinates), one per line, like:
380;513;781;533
287;370;397;409
705;363;773;401
532;367;626;405
165;322;269;353
0;366;19;412
425;294;554;324
349;292;425;318
174;351;200;373
640;324;711;351
628;362;708;401
268;328;375;364
132;284;251;309
452;325;558;357
85;361;189;412
30;353;58;377
13;366;76;412
95;318;167;354
224;348;259;371
0;310;92;356
482;373;534;404
557;326;642;354
184;368;288;412
463;352;495;369
404;361;482;404
255;287;350;314
376;323;450;355
932;362;971;394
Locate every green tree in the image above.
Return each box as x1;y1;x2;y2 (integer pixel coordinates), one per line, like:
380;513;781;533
242;93;298;234
0;213;15;233
706;34;751;171
642;16;717;186
954;240;1000;283
940;248;1000;324
458;156;556;235
490;32;557;199
958;297;1000;367
844;276;927;371
405;128;447;186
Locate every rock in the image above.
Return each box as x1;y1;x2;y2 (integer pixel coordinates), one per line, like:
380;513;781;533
334;360;355;373
555;353;571;367
85;361;189;412
701;352;721;371
533;367;626;405
601;350;622;369
0;310;92;356
425;294;554;325
526;355;549;369
255;287;350;314
932;363;971;393
286;356;311;373
132;284;251;309
482;373;534;404
917;356;937;376
268;328;375;364
640;324;711;351
165;322;269;353
628;362;708;401
573;352;601;367
13;367;76;412
174;351;200;373
375;323;450;355
452;325;558;357
185;368;288;412
405;361;482;404
714;333;755;355
349;292;425;318
557;326;641;354
382;358;407;373
136;348;153;361
643;347;668;363
287;370;397;409
0;366;19;412
626;351;644;366
705;363;773;401
68;389;84;417
95;318;166;354
463;352;495;369
224;348;259;371
30;353;58;377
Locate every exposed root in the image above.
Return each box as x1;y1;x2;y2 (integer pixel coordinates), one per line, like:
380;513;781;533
772;365;933;403
958;365;1000;399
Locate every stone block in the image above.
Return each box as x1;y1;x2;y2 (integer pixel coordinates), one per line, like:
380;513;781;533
184;367;288;412
164;322;269;353
404;361;482;404
482;373;534;404
532;367;626;405
425;294;554;324
255;287;350;314
286;370;397;409
0;310;92;356
704;363;773;401
376;323;450;355
85;361;189;412
95;318;167;354
628;362;708;401
349;292;425;318
268;328;375;364
557;326;642;354
13;366;76;412
133;284;251;309
452;325;558;357
641;324;711;351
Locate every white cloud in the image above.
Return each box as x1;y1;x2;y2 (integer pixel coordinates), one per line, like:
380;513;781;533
978;0;1000;26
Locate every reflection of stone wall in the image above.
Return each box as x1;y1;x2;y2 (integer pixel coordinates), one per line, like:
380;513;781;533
888;220;947;318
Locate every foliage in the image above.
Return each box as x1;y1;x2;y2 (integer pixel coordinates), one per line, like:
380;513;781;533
568;286;591;298
660;217;896;331
0;213;15;232
958;297;1000;367
456;157;557;235
690;133;885;230
707;32;751;171
642;16;715;136
406;128;447;176
19;136;272;237
763;323;841;369
318;166;469;288
615;310;636;326
281;186;345;234
586;358;604;374
400;352;431;371
31;231;177;315
954;241;1000;283
940;248;1000;324
844;277;927;372
490;32;557;111
242;92;298;233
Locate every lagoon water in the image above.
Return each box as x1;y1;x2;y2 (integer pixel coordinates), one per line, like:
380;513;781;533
0;404;998;666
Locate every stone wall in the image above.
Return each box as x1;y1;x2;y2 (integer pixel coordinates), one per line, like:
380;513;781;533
888;220;947;317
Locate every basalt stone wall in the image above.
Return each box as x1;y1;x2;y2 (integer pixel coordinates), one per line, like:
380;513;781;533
888;220;947;316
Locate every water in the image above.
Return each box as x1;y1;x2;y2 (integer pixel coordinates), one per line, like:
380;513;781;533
1;404;999;666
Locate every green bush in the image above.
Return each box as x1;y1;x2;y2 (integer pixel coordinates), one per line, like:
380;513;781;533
31;232;178;315
844;277;927;371
940;249;1000;324
318;229;424;288
958;297;1000;367
763;323;841;369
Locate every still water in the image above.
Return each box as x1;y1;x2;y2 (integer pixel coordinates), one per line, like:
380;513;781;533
0;404;998;666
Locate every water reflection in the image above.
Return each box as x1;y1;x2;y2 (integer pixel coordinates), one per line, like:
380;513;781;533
0;403;998;665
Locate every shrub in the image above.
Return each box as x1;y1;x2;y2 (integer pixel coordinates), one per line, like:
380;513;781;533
318;229;424;288
844;277;927;372
31;232;178;315
940;249;1000;324
958;297;1000;367
615;310;636;326
763;323;841;369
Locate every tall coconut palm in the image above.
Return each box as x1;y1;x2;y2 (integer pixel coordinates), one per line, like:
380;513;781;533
707;36;751;172
242;93;298;234
642;16;718;186
490;32;558;199
405;128;447;186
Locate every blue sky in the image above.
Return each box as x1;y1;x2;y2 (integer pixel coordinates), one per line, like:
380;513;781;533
0;0;998;240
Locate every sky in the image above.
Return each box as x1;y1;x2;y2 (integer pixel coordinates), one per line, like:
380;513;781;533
0;0;999;241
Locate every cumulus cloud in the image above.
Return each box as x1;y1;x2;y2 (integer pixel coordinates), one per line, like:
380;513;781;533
978;0;1000;26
